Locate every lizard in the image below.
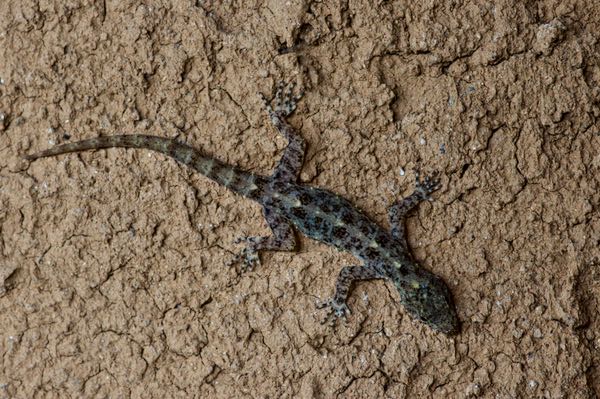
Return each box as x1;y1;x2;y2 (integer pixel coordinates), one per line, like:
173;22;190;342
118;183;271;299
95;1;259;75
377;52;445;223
23;82;459;335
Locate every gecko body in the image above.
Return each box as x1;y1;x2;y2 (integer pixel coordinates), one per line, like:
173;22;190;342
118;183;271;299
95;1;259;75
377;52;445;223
25;82;459;334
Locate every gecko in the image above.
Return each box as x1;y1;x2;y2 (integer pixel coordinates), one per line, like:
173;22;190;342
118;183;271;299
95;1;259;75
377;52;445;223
24;82;459;335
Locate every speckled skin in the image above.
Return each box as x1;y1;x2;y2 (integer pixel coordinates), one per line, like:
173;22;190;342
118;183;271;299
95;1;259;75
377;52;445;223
24;83;459;334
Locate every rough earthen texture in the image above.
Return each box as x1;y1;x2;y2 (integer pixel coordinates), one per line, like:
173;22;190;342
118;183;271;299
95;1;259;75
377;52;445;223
1;1;599;397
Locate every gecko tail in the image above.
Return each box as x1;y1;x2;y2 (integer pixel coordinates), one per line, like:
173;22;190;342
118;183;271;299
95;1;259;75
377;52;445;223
23;137;126;161
24;134;265;198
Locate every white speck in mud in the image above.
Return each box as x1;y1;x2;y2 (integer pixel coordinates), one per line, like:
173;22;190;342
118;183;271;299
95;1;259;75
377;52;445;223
419;137;426;145
359;353;366;366
528;380;538;389
513;328;524;339
399;167;405;176
465;382;481;396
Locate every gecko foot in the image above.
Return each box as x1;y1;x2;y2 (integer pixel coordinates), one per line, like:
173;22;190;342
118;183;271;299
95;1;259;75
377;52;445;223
414;169;441;200
315;298;351;326
226;237;261;272
259;81;304;118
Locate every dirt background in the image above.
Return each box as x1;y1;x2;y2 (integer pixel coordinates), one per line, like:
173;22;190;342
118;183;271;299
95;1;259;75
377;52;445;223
1;0;600;397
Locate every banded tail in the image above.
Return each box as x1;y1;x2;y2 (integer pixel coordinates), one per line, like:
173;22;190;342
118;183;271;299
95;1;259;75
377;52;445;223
24;135;266;199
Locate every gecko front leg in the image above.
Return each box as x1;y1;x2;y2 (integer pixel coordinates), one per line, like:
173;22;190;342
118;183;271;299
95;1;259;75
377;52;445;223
388;170;441;248
260;81;305;182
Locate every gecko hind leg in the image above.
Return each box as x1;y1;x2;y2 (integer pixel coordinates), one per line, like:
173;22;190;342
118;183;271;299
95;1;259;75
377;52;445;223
388;170;441;247
259;81;305;183
228;206;297;272
316;265;383;325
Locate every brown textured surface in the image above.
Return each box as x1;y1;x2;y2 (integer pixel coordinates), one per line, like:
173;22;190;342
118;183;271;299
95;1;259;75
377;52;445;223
1;1;599;397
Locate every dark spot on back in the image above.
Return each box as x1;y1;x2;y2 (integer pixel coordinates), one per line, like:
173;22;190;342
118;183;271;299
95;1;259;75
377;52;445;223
313;215;324;226
347;236;362;250
298;192;311;205
312;215;328;233
269;197;283;208
359;222;373;237
291;206;307;219
340;210;355;225
374;231;389;245
364;247;379;259
332;226;348;239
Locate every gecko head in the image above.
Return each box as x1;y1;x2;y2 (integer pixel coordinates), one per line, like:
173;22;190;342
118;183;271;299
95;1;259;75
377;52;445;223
396;268;459;335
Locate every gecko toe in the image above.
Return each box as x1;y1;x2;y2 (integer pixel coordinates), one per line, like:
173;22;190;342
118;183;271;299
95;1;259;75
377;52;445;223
415;170;442;199
316;298;351;325
227;237;262;272
261;80;302;118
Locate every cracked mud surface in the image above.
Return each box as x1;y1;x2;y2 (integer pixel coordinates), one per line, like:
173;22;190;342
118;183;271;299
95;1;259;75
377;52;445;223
1;1;600;397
